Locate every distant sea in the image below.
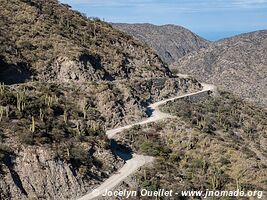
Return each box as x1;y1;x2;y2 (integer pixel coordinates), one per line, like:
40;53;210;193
198;31;245;41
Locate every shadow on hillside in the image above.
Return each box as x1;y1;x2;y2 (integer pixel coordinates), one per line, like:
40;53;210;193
145;106;154;117
110;139;133;161
0;56;32;85
2;151;28;197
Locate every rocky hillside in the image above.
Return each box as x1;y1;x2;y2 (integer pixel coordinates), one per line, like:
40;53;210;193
114;91;267;200
113;23;210;65
171;30;267;106
0;77;201;200
0;0;206;199
0;0;171;84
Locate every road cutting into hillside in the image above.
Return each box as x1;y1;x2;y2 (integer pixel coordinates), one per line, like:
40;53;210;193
77;82;217;200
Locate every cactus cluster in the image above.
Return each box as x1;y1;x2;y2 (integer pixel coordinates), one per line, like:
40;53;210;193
44;95;53;107
16;88;26;112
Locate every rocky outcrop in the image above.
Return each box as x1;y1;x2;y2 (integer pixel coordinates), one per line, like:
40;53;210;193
0;145;123;200
113;23;210;65
96;77;202;128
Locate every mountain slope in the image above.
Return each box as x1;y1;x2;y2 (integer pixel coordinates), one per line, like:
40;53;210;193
0;77;202;200
0;0;171;84
171;30;267;106
0;1;205;199
113;23;210;65
114;91;267;199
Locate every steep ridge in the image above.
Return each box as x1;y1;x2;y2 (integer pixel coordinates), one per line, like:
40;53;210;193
171;30;267;106
113;23;210;65
0;0;171;84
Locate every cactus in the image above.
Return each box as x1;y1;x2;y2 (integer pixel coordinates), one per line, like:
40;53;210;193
30;116;35;133
63;110;68;124
81;99;87;119
39;109;44;122
0;106;4;121
44;95;53;107
144;169;147;181
90;121;96;131
236;178;240;190
82;104;87;119
202;159;207;172
67;148;70;158
5;106;9;119
53;95;58;103
16;88;26;112
211;175;217;190
0;83;5;95
76;120;81;136
93;20;96;40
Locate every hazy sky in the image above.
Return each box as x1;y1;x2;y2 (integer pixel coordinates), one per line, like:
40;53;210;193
60;0;267;41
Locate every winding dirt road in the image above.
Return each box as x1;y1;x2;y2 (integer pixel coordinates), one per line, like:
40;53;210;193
77;82;216;200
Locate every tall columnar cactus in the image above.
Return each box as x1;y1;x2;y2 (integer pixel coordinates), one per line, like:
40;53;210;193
236;178;240;190
44;95;53;107
30;116;35;133
143;169;147;181
63;110;68;124
76;120;81;136
90;121;97;132
82;100;87;119
0;106;9;121
0;106;4;122
16;88;26;112
0;83;5;95
211;175;218;190
5;106;9;119
39;109;44;122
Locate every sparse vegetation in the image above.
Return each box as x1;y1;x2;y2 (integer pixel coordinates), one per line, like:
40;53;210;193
0;76;200;181
0;83;109;176
0;0;171;84
161;91;266;137
116;91;267;199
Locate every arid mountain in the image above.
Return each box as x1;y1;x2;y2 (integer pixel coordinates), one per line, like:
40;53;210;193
1;0;266;200
0;77;201;200
113;23;210;65
0;0;171;84
171;30;267;106
0;1;204;199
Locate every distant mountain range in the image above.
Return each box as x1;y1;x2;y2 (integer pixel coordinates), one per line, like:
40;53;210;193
113;23;210;65
172;30;267;106
114;23;267;106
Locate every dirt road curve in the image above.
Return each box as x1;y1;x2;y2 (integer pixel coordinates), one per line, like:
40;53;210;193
77;82;216;200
